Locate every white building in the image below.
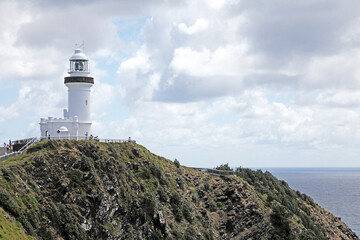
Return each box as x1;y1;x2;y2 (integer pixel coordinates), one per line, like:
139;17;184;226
40;48;94;139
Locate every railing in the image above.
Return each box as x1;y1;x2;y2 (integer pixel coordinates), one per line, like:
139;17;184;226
0;137;38;162
39;136;136;143
18;137;38;154
0;152;18;162
0;136;135;163
12;138;35;145
191;167;236;176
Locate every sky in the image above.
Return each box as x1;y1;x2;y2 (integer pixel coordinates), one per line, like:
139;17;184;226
1;0;360;168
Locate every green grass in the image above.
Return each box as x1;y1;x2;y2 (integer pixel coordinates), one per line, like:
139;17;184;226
0;207;34;240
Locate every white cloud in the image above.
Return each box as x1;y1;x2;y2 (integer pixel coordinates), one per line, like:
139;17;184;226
177;18;209;35
170;44;255;77
3;0;360;167
92;82;115;113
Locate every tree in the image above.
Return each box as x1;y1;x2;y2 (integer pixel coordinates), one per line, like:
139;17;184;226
174;159;180;168
215;163;232;171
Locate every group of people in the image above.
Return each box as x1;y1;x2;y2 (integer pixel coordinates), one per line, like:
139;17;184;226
89;134;99;141
3;140;13;153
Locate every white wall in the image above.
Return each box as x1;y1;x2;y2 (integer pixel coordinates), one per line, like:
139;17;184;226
40;120;92;139
66;82;92;122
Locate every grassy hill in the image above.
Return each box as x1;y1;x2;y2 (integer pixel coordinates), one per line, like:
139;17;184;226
0;140;357;239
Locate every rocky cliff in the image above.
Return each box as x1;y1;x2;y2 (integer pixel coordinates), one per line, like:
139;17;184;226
0;140;357;239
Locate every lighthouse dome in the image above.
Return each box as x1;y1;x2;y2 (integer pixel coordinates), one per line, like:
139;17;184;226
59;126;69;132
68;48;90;76
70;48;88;60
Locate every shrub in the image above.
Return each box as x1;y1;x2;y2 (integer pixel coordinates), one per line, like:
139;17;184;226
143;192;156;217
58;204;86;240
270;204;291;239
176;176;185;190
38;224;55;240
22;194;38;207
204;182;210;191
0;189;21;217
184;226;196;240
182;202;193;223
108;144;119;159
66;169;84;187
169;192;181;207
191;194;198;203
174;159;180;168
202;229;214;240
150;229;164;240
216;163;232;171
119;162;127;172
1;168;15;181
150;163;163;179
28;179;40;194
170;192;183;222
174;208;183;222
299;230;317;240
208;200;217;212
157;186;168;202
140;168;151;179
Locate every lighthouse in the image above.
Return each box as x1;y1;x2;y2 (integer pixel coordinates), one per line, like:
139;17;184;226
40;48;94;139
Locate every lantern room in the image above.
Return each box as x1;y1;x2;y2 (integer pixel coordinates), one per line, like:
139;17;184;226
69;48;89;76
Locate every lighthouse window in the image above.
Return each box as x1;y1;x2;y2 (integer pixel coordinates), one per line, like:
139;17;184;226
70;60;88;72
75;61;83;71
85;100;88;105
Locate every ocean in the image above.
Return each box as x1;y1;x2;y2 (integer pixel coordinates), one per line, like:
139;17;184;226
259;168;360;236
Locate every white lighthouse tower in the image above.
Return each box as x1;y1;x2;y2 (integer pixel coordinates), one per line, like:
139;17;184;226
40;48;94;139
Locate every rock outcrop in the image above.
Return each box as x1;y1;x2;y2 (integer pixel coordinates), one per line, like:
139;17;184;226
0;140;357;239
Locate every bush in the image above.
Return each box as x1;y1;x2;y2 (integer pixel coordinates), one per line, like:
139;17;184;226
157;186;168;202
118;162;127;172
150;229;164;240
270;204;291;239
143;192;156;217
170;192;183;222
169;192;181;207
216;163;232;171
184;226;196;240
202;229;214;240
204;182;210;191
108;144;119;159
1;168;15;181
174;208;183;222
191;194;198;203
0;189;21;217
38;224;55;240
174;159;180;168
208;200;217;212
182;202;193;223
140;168;151;179
58;204;86;240
66;169;84;187
176;176;185;190
150;163;163;179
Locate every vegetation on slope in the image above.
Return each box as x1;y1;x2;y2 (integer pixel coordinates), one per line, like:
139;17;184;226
0;140;357;240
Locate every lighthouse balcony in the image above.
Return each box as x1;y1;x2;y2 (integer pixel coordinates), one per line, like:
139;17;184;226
64;76;94;84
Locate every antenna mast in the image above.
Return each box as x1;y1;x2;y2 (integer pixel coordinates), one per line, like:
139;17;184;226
75;41;85;50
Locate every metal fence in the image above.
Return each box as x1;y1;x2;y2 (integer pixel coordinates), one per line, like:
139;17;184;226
39;136;136;143
0;136;136;163
191;167;236;176
0;137;38;162
0;152;18;162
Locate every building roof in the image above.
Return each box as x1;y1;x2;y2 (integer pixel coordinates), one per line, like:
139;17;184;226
69;48;88;61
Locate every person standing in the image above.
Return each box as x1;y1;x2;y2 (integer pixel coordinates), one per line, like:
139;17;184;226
8;140;12;153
